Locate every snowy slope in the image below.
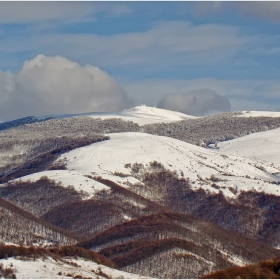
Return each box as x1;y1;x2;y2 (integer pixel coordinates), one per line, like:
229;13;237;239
1;256;151;279
118;105;197;125
28;132;279;198
14;170;110;199
217;127;280;166
236;111;280;118
38;105;197;125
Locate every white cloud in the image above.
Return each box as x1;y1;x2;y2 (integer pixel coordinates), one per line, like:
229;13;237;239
124;78;280;112
157;89;231;116
72;21;249;68
0;55;132;121
0;21;250;71
229;99;278;112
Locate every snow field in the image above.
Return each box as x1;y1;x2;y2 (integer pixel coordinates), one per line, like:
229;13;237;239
218;127;280;166
53;132;280;198
9;128;280;199
118;105;197;125
12;170;110;199
236;111;280;118
0;256;151;279
39;105;197;125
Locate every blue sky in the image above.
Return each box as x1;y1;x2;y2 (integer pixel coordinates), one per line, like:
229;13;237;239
0;1;280;121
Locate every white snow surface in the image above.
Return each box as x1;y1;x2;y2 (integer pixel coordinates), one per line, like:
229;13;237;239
38;105;197;125
236;110;280;118
47;132;280;198
118;105;197;124
12;170;110;199
12;131;280;199
1;256;152;279
217;127;280;166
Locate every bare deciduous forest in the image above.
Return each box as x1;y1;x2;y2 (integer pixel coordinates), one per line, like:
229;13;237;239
0;114;280;278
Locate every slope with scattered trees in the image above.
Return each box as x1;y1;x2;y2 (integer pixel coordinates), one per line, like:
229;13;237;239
1;111;280;278
201;257;280;279
143;113;280;146
0;196;79;246
0;245;118;269
0;177;83;217
77;212;280;279
125;162;280;248
2;113;280;183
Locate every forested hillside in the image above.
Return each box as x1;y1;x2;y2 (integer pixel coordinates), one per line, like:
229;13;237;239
1;112;280;184
143;112;280;146
77;212;280;279
202;257;280;279
0;107;280;279
0;197;79;246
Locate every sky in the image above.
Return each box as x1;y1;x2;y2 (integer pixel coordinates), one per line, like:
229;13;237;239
0;1;280;121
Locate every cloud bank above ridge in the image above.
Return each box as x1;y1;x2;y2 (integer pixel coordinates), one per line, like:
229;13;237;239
0;55;133;121
157;89;231;116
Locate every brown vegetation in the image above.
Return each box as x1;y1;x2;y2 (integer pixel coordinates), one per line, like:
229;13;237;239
1;158;280;278
0;177;82;216
42;200;126;238
0;245;118;269
201;257;280;279
0;196;80;246
0;262;17;279
126;164;280;248
42;178;167;238
77;212;280;278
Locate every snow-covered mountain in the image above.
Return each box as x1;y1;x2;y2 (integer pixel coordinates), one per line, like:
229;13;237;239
18;132;280;198
1;105;280;279
39;104;197;125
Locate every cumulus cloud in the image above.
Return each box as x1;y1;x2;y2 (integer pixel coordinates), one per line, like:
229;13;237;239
0;55;133;121
126;78;280;113
157;89;231;116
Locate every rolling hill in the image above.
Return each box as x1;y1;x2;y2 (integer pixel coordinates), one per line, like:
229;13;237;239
0;105;280;278
0;196;79;246
218;126;280;166
39;104;197;125
77;212;280;279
